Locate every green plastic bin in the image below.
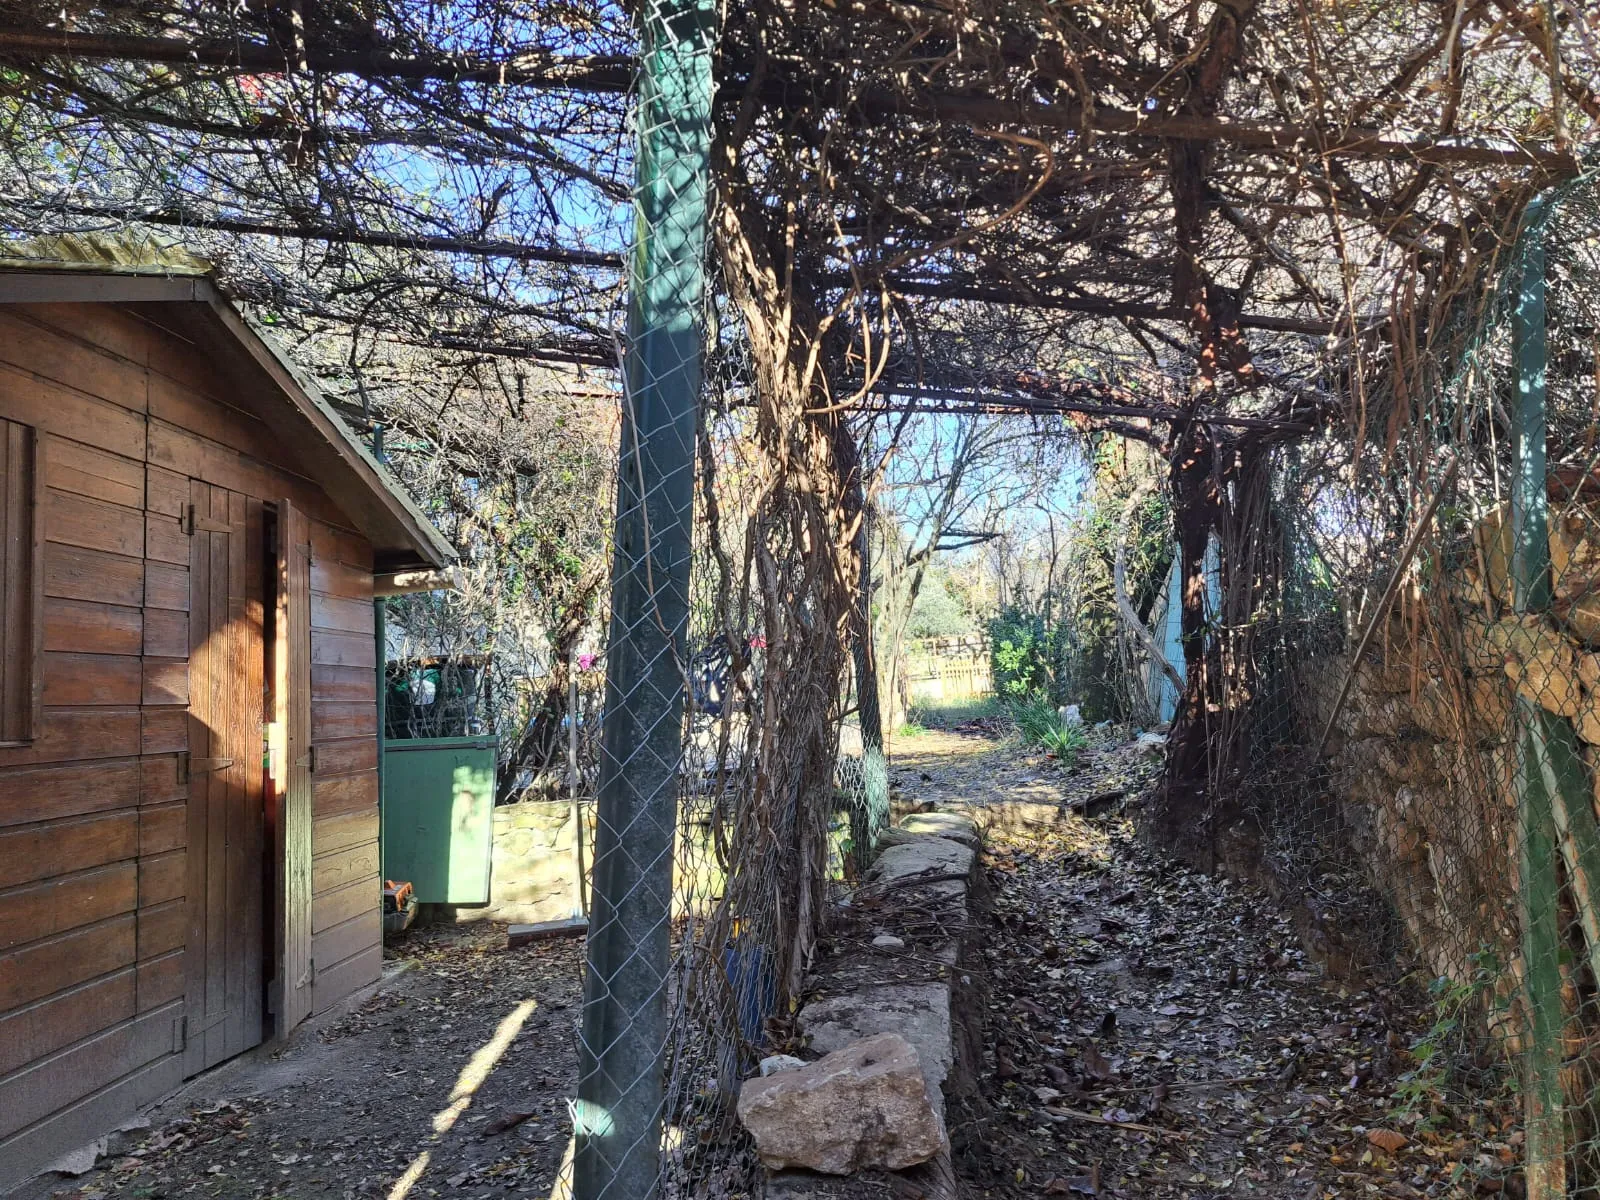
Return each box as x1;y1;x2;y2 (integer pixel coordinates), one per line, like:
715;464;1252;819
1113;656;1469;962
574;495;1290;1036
381;736;497;905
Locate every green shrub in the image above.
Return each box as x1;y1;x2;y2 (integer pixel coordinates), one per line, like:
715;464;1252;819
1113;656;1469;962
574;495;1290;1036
1007;694;1061;742
1038;721;1088;763
987;607;1061;702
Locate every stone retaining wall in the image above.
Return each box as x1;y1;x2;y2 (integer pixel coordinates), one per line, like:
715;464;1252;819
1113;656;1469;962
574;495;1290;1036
762;809;986;1199
446;799;592;924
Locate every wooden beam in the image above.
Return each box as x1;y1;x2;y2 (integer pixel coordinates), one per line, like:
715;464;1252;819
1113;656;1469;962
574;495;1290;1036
0;270;205;304
3;200;625;270
863;385;1313;432
0;26;634;92
1;25;1576;174
508;918;588;946
906;91;1580;174
374;567;462;596
873;280;1359;335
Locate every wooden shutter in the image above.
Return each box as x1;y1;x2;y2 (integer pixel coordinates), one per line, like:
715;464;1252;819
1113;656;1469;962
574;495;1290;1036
274;499;315;1032
0;421;40;744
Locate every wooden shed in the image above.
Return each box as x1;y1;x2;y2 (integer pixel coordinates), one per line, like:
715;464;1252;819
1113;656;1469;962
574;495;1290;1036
0;240;455;1187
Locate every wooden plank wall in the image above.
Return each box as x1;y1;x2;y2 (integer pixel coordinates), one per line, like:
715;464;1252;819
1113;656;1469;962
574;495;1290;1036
306;518;383;1010
0;302;383;1182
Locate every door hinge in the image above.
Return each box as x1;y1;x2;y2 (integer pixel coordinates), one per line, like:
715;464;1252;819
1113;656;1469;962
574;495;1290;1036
178;752;235;782
185;503;233;536
295;745;317;774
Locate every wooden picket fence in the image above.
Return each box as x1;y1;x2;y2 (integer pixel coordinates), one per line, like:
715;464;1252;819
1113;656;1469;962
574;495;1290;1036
902;635;993;705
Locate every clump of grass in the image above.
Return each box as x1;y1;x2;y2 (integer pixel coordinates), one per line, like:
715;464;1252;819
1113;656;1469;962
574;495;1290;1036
895;720;928;738
1006;696;1088;767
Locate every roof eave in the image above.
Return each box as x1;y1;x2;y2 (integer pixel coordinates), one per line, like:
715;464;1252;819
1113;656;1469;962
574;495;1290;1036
0;263;456;571
193;286;457;571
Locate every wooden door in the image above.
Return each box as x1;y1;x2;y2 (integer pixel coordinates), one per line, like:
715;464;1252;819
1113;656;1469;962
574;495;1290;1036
273;498;314;1035
184;483;266;1075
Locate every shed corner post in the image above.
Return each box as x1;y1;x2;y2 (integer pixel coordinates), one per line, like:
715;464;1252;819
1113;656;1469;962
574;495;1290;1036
375;595;387;885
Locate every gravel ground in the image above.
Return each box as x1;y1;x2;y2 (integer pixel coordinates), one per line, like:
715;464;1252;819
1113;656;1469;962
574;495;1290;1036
17;730;1523;1200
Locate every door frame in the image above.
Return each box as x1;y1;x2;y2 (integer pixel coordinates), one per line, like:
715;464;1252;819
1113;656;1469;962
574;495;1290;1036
269;498;315;1039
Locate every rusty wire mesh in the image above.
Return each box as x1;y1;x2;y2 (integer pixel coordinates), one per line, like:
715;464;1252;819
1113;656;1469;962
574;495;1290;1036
1157;172;1600;1196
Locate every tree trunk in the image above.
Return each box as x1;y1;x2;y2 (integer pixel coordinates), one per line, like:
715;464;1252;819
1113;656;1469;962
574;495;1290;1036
849;510;888;865
496;579;602;802
1157;420;1223;862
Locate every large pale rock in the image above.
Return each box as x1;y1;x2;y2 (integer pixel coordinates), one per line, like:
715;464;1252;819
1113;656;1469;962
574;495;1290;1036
798;984;953;1102
736;1033;948;1174
896;811;981;850
1490;613;1580;717
1562;593;1600;646
1473;503;1600;607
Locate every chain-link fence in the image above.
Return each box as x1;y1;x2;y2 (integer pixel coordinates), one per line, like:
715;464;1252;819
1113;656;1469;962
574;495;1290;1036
1141;170;1600;1196
566;0;719;1191
568;6;1600;1196
561;0;885;1193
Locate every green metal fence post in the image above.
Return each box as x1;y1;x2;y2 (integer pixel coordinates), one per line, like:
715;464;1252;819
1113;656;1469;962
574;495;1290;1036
572;0;716;1194
1509;199;1569;1200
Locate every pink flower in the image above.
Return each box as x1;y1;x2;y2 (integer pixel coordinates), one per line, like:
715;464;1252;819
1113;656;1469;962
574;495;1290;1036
577;653;596;671
749;636;767;650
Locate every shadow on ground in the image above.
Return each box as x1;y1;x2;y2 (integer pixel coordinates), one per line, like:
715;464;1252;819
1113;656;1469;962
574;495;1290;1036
15;926;581;1200
890;729;1521;1200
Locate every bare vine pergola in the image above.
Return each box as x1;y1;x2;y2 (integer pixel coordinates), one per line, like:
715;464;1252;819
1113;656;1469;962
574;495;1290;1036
8;3;1600;1195
3;0;1595;841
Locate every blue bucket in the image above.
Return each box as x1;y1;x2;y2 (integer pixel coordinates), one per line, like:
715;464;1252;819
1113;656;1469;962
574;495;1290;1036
721;939;776;1051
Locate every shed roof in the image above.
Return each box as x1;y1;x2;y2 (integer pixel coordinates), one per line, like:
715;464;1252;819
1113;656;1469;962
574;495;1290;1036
0;235;455;572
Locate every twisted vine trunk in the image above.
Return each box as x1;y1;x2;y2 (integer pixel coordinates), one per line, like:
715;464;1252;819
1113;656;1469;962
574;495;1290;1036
1156;420;1224;861
495;573;604;802
714;169;856;1006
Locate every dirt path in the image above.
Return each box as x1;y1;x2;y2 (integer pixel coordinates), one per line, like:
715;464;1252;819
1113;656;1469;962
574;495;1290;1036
19;926;582;1200
889;730;1521;1200
21;733;1518;1200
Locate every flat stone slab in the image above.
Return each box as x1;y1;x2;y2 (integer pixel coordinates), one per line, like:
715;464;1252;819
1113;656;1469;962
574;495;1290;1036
799;983;953;1101
766;1157;959;1200
867;838;973;898
506;918;587;946
772;801;981;1199
874;826;943;851
895;812;980;850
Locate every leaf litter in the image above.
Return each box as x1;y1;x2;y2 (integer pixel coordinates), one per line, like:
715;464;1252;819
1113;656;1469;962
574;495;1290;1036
16;925;582;1200
13;727;1531;1200
891;728;1526;1199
